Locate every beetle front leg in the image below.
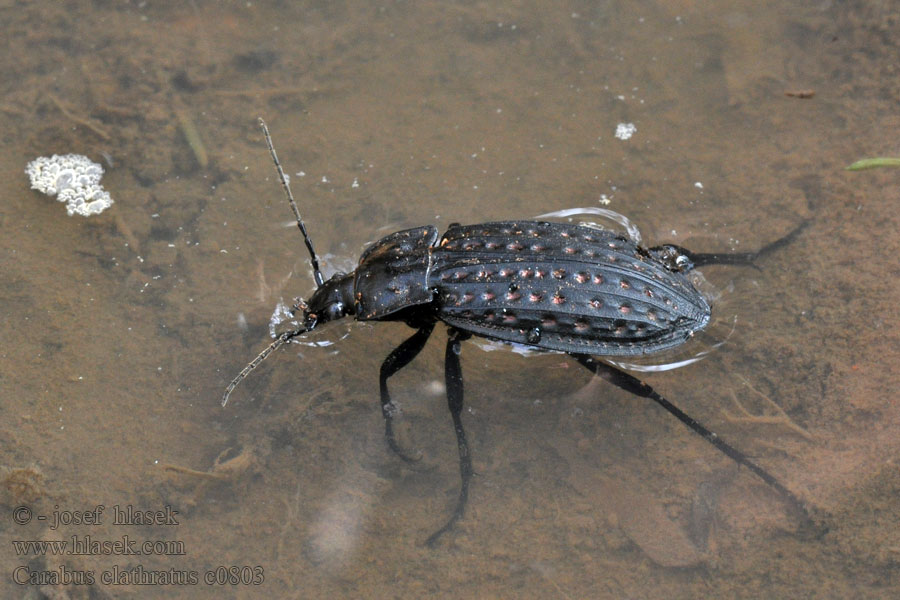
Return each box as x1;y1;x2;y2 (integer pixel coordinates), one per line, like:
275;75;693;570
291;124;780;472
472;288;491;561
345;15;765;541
571;354;816;529
426;328;473;547
379;323;435;462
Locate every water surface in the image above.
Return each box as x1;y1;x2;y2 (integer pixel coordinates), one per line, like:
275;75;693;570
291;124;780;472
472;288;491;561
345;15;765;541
1;1;898;598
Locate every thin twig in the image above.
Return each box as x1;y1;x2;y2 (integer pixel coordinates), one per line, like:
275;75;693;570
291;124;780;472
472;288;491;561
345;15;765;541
722;375;812;440
48;93;111;140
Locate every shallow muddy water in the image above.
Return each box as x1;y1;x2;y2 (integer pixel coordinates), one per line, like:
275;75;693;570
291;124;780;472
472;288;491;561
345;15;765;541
1;1;899;598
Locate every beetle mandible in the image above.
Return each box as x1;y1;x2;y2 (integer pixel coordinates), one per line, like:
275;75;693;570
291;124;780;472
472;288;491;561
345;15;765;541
224;118;812;545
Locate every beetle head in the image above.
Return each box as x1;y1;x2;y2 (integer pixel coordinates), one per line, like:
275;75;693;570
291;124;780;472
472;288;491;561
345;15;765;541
303;272;356;330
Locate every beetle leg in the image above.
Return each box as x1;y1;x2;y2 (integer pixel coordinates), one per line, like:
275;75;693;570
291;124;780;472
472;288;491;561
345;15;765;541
571;354;816;529
681;219;810;268
379;323;436;462
426;328;473;547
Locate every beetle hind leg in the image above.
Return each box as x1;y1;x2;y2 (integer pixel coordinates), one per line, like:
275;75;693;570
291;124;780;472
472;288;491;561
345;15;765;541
379;323;435;462
426;328;473;547
570;354;817;530
683;219;810;268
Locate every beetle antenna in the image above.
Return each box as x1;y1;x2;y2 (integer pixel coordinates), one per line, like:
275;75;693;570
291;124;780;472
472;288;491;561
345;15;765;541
222;325;308;407
222;297;309;407
259;117;325;288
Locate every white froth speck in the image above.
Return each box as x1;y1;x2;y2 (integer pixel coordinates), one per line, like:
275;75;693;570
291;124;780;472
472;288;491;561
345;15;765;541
25;154;114;216
614;123;636;141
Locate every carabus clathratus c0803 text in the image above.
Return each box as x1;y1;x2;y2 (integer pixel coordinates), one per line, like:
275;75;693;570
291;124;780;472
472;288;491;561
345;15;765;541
223;119;813;545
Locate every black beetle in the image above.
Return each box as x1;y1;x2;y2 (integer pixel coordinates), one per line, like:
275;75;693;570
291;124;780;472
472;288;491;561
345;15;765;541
224;119;811;545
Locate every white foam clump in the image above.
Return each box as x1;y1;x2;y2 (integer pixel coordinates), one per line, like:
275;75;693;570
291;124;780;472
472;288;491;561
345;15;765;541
25;154;114;217
614;122;636;140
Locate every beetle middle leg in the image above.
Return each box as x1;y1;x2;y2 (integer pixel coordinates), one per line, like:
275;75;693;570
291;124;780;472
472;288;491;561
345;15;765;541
571;354;814;528
425;327;473;547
